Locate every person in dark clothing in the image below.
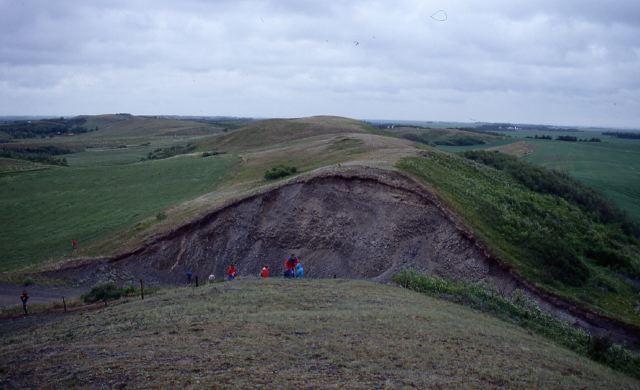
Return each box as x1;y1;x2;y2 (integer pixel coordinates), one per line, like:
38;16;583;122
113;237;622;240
20;290;29;315
186;270;193;284
284;254;297;278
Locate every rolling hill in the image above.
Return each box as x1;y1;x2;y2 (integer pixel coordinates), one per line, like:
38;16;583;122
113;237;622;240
1;114;640;385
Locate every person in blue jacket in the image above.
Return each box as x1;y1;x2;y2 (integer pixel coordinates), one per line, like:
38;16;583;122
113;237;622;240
295;262;304;278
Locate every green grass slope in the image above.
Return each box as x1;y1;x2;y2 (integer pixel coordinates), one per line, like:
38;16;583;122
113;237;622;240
389;127;504;147
198;116;373;152
79;114;224;140
1;279;636;388
398;150;640;326
455;131;640;224
0;154;237;271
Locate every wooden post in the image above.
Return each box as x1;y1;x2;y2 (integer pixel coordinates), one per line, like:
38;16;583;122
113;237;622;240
62;296;67;313
140;279;144;300
195;276;199;287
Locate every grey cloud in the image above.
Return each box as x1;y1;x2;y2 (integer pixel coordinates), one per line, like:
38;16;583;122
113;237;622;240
0;0;638;127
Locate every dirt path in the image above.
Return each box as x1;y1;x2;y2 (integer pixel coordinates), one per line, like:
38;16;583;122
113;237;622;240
0;282;84;307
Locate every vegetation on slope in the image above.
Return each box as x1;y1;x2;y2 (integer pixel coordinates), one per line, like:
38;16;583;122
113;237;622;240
400;128;502;146
462;150;638;237
393;270;640;378
480;129;640;224
0;145;73;166
397;151;640;326
144;143;196;160
1;279;636;388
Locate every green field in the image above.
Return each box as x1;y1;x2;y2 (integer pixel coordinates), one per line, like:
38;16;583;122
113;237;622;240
523;138;640;223
0;153;237;271
1;279;636;387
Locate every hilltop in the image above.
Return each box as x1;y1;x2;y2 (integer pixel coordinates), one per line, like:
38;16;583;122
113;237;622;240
1;279;637;388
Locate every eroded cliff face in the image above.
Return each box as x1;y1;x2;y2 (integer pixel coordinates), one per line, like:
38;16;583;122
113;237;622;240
51;171;512;290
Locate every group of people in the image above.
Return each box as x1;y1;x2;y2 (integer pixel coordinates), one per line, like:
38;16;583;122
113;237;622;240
283;254;304;278
229;254;305;280
191;254;306;283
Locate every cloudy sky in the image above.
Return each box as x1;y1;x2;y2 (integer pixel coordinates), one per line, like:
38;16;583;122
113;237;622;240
1;0;639;127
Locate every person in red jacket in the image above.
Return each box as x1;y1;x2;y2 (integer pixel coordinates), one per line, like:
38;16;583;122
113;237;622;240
284;254;297;278
260;265;270;278
226;264;238;281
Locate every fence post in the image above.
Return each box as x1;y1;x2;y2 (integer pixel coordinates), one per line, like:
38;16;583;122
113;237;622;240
62;296;67;313
140;279;144;300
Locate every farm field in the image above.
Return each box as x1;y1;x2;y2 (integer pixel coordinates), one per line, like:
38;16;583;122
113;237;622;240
0;150;238;272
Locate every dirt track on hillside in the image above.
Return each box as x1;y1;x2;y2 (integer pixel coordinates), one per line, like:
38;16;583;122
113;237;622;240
41;166;640;346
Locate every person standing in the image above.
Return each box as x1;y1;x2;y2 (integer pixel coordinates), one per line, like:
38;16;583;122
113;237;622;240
295;262;304;279
227;264;238;281
20;290;29;315
284;255;297;278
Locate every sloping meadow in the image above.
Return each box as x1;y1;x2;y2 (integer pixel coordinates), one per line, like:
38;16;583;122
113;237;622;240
398;150;640;327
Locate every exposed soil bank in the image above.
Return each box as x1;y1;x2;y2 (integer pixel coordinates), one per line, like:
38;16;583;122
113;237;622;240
43;167;640;346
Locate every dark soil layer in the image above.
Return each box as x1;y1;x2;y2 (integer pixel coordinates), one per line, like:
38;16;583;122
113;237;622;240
44;168;640;346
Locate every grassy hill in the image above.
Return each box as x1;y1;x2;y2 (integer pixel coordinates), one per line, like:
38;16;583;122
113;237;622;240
78;114;225;140
1;279;637;388
2;114;640;334
384;126;505;147
198;116;373;152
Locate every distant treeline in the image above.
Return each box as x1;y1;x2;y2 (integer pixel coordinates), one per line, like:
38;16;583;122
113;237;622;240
0;145;73;166
602;132;640;140
401;133;486;146
527;135;601;142
144;144;196;160
0;117;97;139
473;123;582;133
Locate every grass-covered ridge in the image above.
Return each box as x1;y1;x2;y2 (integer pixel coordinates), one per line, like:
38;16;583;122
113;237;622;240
1;279;637;387
393;270;640;379
397;150;640;326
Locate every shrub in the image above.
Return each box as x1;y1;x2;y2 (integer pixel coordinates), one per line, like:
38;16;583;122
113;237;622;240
156;212;167;221
586;247;636;274
145;143;195;160
22;277;34;286
461;150;638;236
264;165;297;180
82;282;122;305
121;284;137;296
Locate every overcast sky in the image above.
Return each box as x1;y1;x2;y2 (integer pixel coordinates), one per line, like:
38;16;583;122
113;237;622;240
1;0;639;127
